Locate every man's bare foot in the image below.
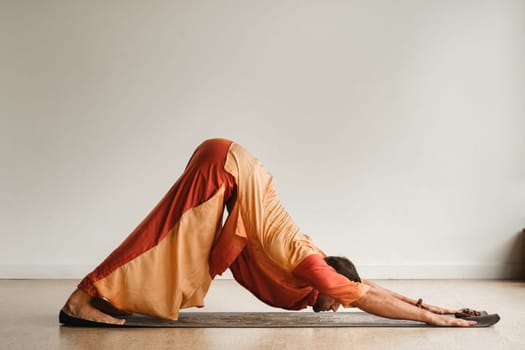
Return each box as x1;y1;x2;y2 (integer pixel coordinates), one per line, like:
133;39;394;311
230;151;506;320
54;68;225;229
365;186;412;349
90;297;132;318
62;289;125;325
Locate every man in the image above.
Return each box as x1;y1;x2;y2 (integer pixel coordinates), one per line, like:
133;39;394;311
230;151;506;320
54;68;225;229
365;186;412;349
60;138;476;327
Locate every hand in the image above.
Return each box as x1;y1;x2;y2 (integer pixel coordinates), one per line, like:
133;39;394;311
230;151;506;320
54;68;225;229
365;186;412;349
428;314;477;327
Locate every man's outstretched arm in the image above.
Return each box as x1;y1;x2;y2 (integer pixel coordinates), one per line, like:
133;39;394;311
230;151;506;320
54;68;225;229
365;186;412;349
352;285;476;327
361;279;460;315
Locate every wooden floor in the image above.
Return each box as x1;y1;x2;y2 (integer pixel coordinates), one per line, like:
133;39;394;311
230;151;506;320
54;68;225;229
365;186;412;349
1;279;524;350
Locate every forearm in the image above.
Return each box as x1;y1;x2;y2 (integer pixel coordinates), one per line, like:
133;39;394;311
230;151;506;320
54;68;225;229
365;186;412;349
362;279;459;315
352;286;476;326
352;286;433;323
362;279;419;306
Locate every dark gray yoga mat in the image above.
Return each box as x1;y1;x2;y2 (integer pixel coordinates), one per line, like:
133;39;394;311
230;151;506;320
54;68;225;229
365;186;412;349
60;310;499;328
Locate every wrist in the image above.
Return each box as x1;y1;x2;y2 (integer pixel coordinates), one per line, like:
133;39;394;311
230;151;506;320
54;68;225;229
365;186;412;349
415;298;423;308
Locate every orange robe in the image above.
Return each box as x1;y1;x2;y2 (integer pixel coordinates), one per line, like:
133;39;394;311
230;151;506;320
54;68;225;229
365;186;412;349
78;138;369;320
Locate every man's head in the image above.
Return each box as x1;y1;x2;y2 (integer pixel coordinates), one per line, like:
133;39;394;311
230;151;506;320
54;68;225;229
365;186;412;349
312;256;361;313
324;256;361;282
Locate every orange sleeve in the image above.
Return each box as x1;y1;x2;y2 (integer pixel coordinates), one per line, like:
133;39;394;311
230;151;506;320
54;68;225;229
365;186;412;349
292;254;370;307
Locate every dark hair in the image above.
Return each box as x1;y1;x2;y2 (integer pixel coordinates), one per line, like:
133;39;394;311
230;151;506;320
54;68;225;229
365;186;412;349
324;256;361;282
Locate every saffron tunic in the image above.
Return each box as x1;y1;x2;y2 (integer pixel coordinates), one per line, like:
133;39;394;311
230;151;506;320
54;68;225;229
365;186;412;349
78;139;369;320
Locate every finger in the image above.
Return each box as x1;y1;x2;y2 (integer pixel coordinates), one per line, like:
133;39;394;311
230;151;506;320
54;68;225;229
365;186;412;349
459;319;477;326
450;319;476;327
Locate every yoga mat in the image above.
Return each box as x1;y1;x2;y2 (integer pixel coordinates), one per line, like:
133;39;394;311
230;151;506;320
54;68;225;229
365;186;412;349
59;310;500;328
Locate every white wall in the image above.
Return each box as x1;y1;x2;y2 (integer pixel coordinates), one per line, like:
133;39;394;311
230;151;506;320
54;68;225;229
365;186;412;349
1;0;524;279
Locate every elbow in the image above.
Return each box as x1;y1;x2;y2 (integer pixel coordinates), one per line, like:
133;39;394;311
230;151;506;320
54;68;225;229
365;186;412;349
351;285;375;308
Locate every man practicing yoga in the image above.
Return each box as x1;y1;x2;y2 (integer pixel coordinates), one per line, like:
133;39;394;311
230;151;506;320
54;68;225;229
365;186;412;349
61;138;477;327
